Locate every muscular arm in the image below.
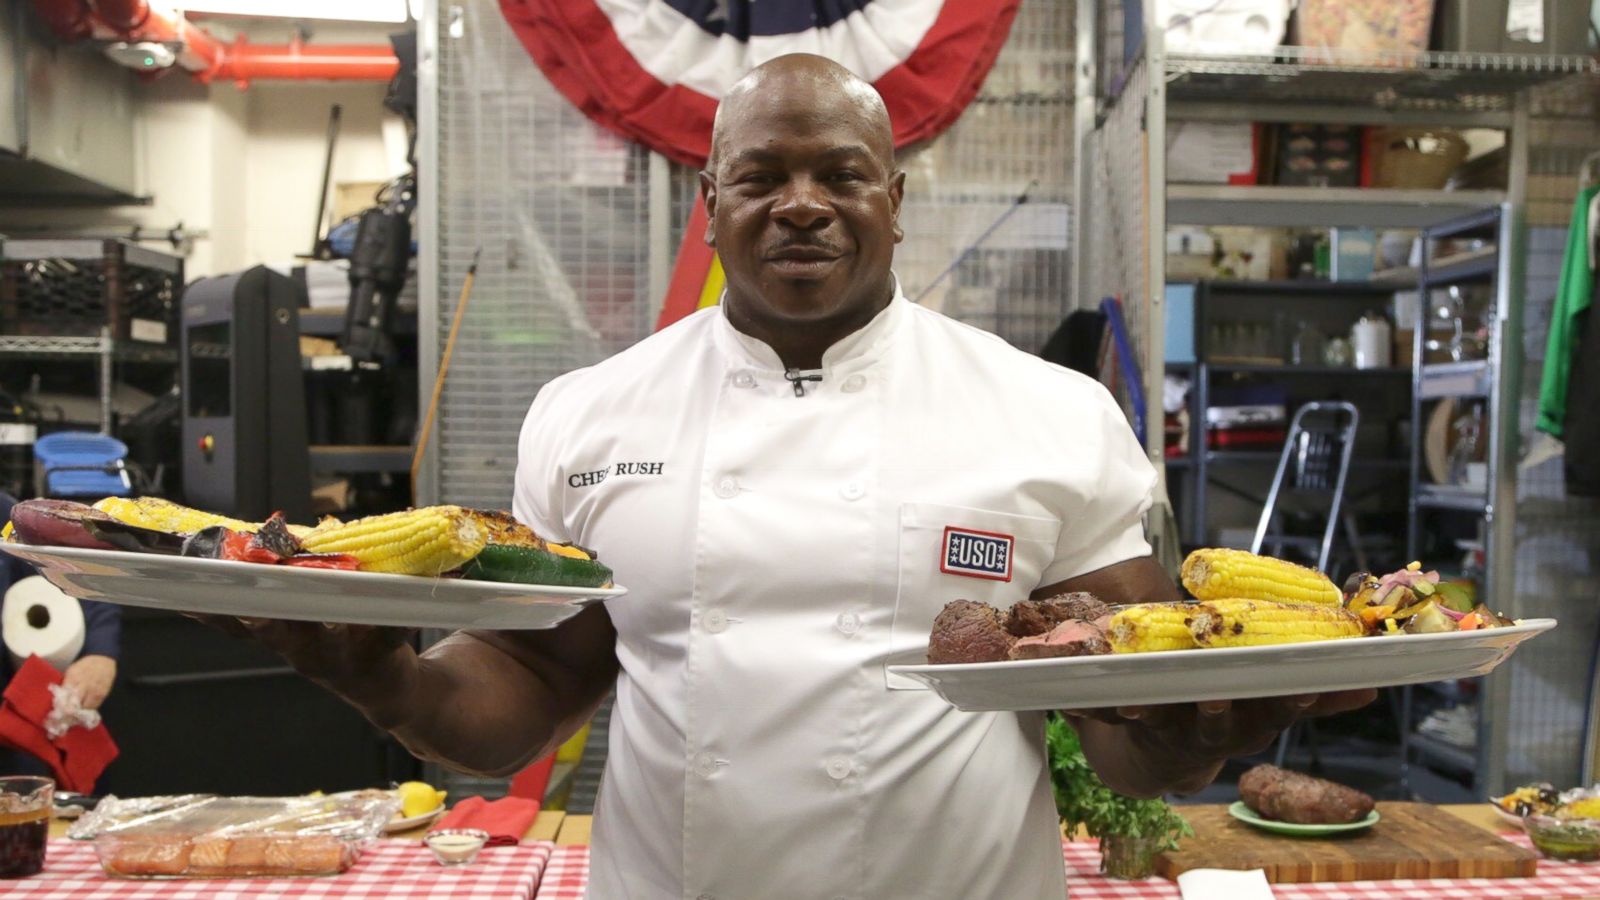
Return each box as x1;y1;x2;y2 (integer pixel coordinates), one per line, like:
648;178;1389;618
1030;556;1373;798
1030;554;1180;605
242;604;619;778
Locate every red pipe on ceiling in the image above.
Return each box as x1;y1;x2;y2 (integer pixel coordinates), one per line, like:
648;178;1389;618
30;0;399;85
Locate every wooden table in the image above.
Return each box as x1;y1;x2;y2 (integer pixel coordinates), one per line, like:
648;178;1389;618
553;800;1510;845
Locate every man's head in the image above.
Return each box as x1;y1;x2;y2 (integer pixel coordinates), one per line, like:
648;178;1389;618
701;54;905;334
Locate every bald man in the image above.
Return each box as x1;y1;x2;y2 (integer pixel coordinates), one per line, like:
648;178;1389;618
246;55;1373;898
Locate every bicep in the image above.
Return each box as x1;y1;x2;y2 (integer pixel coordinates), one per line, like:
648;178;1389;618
1031;555;1181;605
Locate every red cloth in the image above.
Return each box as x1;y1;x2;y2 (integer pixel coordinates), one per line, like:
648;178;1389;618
0;655;118;792
431;795;542;846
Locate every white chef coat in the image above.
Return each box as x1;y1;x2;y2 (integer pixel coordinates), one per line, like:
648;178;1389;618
513;280;1156;900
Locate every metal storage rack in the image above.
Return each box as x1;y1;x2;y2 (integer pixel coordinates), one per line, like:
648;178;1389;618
1169;280;1415;551
1072;2;1597;797
0;239;183;435
1399;207;1511;797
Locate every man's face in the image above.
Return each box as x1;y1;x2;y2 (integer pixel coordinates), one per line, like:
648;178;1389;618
701;83;905;325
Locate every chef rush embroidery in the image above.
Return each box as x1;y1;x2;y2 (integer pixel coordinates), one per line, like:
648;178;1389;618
940;526;1014;582
567;462;664;487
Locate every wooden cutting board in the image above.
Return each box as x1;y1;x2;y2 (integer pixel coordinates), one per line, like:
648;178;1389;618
1155;802;1537;884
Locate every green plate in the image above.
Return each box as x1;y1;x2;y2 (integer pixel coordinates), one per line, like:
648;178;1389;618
1227;801;1380;835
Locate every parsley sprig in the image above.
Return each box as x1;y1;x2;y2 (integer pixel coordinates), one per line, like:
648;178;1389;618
1045;714;1192;849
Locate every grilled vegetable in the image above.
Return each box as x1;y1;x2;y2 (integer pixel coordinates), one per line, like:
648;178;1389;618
82;519;188;555
95;497;262;534
8;499;120;550
249;513;303;560
1400;600;1459;634
1181;548;1341;606
461;543;613;588
1188;599;1364;647
181;525;231;559
463;510;544;550
1106;603;1201;653
299;505;486;576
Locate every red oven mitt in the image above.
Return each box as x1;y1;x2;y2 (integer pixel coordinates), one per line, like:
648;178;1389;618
429;796;542;846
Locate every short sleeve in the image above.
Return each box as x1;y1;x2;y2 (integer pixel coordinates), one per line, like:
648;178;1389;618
1037;385;1157;585
511;382;571;543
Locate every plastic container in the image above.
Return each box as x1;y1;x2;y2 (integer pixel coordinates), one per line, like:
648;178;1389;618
1294;0;1434;60
72;792;400;878
1156;0;1290;55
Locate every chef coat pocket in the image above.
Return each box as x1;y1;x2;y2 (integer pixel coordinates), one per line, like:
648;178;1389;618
886;502;1062;689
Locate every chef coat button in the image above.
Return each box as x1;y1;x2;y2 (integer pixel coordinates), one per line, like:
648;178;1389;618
835;611;861;636
693;753;719;779
825;756;853;781
714;476;739;499
841;374;867;393
703;609;729;634
839;481;865;501
731;371;756;389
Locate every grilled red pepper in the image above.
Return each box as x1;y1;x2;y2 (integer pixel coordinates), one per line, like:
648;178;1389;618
219;529;282;564
282;554;361;571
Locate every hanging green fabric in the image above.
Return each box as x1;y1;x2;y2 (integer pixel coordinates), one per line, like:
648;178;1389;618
1536;185;1598;438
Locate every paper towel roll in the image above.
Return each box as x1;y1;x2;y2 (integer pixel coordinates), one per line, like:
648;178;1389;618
3;576;86;671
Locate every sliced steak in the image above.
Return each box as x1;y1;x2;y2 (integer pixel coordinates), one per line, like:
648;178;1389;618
927;600;1015;664
1238;764;1375;824
1008;619;1111;660
1004;592;1112;637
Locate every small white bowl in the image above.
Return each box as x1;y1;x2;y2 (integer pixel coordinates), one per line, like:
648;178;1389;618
425;829;489;866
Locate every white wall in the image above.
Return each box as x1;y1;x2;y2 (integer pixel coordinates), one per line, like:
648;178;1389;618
1;15;407;279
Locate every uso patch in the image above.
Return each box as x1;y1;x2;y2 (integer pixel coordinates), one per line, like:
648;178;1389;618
940;526;1014;582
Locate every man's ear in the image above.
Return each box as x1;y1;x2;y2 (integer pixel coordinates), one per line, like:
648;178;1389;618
889;169;907;243
699;169;717;247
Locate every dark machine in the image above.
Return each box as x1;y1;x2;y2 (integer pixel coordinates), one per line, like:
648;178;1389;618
179;266;312;523
341;31;418;365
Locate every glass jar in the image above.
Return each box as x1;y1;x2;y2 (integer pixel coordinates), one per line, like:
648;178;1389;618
1291;321;1326;367
1099;832;1164;879
1323;336;1353;367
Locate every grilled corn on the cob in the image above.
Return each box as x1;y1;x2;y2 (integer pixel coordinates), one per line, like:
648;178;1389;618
464;509;543;550
1107;603;1202;653
300;505;486;576
1181;548;1341;607
93;497;315;538
1188;598;1364;648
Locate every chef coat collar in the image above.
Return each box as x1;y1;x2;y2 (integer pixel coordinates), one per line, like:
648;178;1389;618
713;275;907;375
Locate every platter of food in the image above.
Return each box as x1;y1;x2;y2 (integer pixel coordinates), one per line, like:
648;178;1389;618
891;549;1555;712
0;498;625;629
1490;782;1600;838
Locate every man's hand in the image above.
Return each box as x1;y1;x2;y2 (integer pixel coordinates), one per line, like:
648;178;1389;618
62;654;118;710
194;615;417;726
1067;690;1377;798
1035;558;1377;797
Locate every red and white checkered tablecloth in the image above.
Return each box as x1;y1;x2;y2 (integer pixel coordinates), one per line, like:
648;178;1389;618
529;836;1600;899
7;838;554;899
534;845;589;899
